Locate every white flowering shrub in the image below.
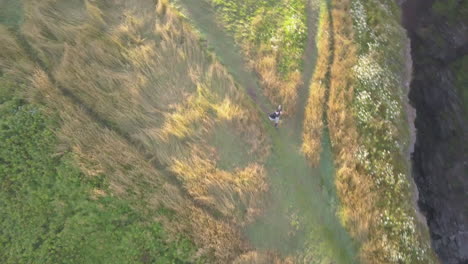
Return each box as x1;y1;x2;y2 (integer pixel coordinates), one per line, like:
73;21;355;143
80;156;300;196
350;0;435;263
350;0;368;38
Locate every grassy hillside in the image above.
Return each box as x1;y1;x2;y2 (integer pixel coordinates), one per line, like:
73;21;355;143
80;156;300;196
0;0;272;261
1;0;443;262
204;0;307;113
301;0;438;263
174;1;363;263
0;89;197;263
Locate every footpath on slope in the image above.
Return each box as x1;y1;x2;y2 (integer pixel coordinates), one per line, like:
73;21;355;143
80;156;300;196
175;0;358;262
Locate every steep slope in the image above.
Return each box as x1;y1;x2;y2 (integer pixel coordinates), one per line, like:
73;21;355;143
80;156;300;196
302;0;438;263
401;0;468;263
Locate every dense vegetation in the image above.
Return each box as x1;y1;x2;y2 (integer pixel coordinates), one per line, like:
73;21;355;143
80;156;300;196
347;1;434;262
0;0;446;262
210;0;306;75
0;0;270;261
0;85;197;263
302;0;437;263
171;0;361;262
207;0;307;111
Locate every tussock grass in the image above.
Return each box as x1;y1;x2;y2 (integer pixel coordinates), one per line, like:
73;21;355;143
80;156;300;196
301;1;332;166
1;0;272;261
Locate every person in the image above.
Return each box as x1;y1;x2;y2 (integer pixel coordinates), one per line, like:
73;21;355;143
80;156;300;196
268;105;282;128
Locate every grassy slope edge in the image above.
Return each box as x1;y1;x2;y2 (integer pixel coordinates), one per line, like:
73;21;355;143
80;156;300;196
302;0;439;263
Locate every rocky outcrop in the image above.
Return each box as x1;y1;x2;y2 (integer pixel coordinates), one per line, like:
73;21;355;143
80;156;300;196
400;0;468;263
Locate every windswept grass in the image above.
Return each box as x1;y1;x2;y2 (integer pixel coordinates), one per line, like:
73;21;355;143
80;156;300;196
326;0;366;252
204;0;307;112
1;0;271;261
302;0;332;166
167;1;360;262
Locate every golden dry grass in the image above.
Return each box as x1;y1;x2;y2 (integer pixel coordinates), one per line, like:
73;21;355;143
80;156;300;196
301;2;332;166
328;0;374;248
301;1;381;259
297;0;381;261
325;0;395;263
0;0;272;261
0;27;35;84
303;0;436;262
252;50;302;114
233;250;292;264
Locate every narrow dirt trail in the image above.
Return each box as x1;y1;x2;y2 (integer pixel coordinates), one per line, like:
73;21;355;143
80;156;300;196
175;0;358;262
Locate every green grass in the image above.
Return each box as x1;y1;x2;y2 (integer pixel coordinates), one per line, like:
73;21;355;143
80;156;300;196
195;0;307;111
209;0;307;76
0;0;23;27
0;89;198;263
174;0;359;262
1;0;443;262
207;123;254;171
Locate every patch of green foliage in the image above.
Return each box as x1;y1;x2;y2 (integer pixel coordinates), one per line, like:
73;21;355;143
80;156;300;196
0;83;198;263
209;0;306;76
0;0;23;27
452;55;468;115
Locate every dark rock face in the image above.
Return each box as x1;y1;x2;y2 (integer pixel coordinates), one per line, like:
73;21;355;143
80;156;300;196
401;0;468;263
